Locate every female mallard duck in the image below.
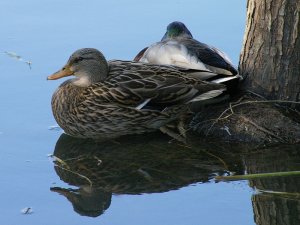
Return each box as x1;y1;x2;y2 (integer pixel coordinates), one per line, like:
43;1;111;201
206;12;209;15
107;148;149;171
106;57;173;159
134;21;238;79
47;48;225;139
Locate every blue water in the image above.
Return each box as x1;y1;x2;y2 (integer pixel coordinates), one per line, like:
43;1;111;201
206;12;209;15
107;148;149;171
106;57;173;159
2;1;299;225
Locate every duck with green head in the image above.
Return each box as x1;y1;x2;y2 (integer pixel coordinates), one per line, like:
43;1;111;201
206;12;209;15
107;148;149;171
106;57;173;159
47;48;226;140
134;21;239;80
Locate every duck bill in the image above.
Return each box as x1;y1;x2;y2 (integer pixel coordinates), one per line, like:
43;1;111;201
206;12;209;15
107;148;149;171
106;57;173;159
47;65;73;80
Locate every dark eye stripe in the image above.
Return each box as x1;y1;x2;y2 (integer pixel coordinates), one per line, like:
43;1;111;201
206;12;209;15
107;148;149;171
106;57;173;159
73;56;94;63
73;57;83;63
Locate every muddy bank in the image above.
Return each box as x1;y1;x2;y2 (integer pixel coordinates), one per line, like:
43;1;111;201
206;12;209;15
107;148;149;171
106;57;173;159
190;93;300;144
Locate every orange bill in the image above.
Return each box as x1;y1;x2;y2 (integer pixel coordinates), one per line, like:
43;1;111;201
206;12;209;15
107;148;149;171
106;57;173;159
47;65;73;80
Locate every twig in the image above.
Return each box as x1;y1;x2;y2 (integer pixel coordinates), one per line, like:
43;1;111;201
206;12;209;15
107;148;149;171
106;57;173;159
51;156;70;169
177;143;229;170
240;115;285;142
205;97;244;135
169;99;299;142
54;164;93;186
222;100;300;121
215;171;300;181
245;90;267;100
52;158;93;186
206;99;300;134
256;189;300;199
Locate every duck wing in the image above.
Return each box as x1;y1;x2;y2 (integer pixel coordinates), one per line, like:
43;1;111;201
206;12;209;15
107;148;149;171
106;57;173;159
133;47;148;62
180;38;238;75
87;61;225;109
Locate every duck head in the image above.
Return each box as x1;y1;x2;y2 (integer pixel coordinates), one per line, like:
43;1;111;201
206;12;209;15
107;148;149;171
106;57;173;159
161;21;193;41
47;48;109;87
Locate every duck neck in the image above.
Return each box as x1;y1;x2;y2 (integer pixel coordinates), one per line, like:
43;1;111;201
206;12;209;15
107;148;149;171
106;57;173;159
72;72;96;87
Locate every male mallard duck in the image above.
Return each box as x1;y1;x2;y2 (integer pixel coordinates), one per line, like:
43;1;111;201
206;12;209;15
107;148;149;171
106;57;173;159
47;48;226;139
134;21;238;79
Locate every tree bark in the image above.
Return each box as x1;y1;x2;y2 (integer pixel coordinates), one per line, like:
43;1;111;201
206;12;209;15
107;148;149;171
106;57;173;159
239;0;300;108
193;0;300;144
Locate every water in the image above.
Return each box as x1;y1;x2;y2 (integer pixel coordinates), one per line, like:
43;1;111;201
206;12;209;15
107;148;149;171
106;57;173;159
1;0;300;224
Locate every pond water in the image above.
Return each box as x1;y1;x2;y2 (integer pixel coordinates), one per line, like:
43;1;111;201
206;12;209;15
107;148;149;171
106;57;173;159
1;0;300;224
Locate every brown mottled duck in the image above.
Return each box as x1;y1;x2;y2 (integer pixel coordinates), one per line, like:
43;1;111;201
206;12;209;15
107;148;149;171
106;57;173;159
47;48;225;140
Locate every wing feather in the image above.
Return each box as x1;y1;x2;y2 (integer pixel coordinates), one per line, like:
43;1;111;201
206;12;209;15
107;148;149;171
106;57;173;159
84;60;225;109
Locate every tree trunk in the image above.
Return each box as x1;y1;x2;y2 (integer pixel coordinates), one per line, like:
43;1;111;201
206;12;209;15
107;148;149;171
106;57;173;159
193;0;300;144
239;0;300;109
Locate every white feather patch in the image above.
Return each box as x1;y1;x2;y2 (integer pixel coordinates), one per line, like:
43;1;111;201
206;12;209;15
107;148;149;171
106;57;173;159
188;89;225;103
72;73;92;87
136;98;151;110
211;75;242;84
140;41;209;71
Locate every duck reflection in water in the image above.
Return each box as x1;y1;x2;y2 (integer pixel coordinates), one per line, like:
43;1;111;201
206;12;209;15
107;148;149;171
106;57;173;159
51;186;111;218
50;132;242;217
50;133;300;223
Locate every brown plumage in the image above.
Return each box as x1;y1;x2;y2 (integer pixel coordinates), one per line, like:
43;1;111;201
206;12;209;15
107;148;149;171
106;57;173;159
48;48;225;139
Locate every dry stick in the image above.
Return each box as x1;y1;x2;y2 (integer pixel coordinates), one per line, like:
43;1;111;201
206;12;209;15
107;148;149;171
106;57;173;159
53;156;93;186
200;149;229;170
177;143;229;170
168;99;299;143
240;115;285;142
205;96;245;135
168;97;245;142
51;154;86;163
215;171;300;181
206;100;300;135
54;164;93;186
220;100;300;118
256;189;300;198
246;90;267;100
